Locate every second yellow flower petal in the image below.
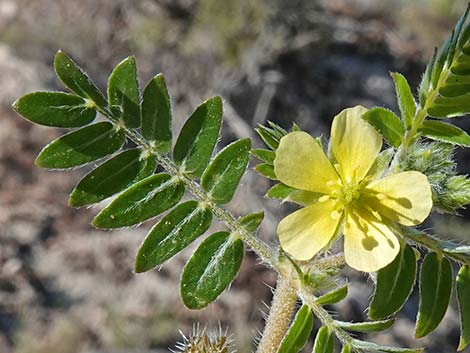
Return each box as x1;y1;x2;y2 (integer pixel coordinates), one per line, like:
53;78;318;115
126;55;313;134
364;171;432;226
278;199;343;261
274;131;340;194
330;106;382;182
344;209;400;272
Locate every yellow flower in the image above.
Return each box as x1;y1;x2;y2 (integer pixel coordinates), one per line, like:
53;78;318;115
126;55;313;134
274;106;433;272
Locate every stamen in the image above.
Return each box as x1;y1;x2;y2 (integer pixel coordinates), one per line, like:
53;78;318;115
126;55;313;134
376;193;386;200
319;195;330;202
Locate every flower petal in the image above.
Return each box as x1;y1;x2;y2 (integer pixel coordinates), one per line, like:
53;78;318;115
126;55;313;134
344;209;400;272
278;199;343;261
330;106;382;182
274;131;340;193
364;171;432;226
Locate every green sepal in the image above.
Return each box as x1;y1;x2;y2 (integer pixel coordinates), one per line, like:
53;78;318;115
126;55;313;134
251;148;275;164
256;124;281;150
255;163;276;180
391;72;416;129
54;50;107;109
108;56;141;128
201;138;251;204
362;107;404;147
415;252;453;338
369;244;417;320
35;122;125;169
312;326;334;353
336;319;395;332
352;339;423;353
13;92;96;128
141;73;172;152
69;148;156;207
367;148;394;180
173;96;223;178
315;285;348;305
135;201;212;272
419;120;470;147
92;173;184;229
238;211;264;232
457;265;470;351
180;231;244;309
277;305;314;353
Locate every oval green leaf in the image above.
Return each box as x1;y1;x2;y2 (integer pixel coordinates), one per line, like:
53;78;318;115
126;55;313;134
35;122;125;169
362;107;405;148
340;344;352;353
173;96;223;178
251;148;275;164
92;173;184;229
313;326;334;353
54;50;107;109
13;92;96;128
391;72;416;129
315;285;348;305
181;231;244;309
415;252;453;338
201;138;251;204
135;201;213;272
238;211;264;232
108;56;141;128
369;244;417;320
278;305;314;353
69;148;157;207
336;319;395;333
457;265;470;351
141;74;172;152
419;120;470;147
255;163;276;180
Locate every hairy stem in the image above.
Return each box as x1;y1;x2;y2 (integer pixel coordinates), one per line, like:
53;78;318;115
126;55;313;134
256;277;298;353
298;289;354;348
97;107;279;270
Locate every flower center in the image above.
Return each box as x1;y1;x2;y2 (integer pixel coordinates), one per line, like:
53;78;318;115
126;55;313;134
339;182;360;205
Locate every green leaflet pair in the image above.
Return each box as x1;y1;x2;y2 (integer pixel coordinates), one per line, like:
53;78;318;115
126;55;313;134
13;50;258;310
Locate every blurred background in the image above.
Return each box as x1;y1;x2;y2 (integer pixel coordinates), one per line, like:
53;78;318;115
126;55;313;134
1;0;470;352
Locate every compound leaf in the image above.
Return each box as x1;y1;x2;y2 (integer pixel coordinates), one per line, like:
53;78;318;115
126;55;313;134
369;244;417;319
313;326;333;353
69;148;156;207
415;252;453;338
54;50;107;109
173;96;223;178
108;56;140;128
35;122;125;169
362;107;404;147
135;201;212;272
92;173;184;229
181;231;244;309
13;92;96;128
457;265;470;351
278;305;314;353
141;73;171;152
419;120;470;147
201;138;251;204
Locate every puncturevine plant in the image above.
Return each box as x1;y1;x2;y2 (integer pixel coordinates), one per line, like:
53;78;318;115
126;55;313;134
12;7;470;353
